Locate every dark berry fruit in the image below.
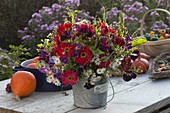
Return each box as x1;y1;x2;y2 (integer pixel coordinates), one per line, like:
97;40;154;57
130;72;138;79
122;73;132;82
5;83;12;93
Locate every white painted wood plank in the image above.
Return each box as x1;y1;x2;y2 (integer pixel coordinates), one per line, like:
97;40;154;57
0;74;150;113
0;61;168;113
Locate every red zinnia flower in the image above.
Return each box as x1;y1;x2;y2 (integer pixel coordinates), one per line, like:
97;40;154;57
57;23;72;36
55;43;74;57
61;70;78;86
75;46;92;65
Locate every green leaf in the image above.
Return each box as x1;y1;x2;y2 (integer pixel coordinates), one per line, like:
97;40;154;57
37;43;43;48
90;46;104;55
131;37;147;47
100;56;110;62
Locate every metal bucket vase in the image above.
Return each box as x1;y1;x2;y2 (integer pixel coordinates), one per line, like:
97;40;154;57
73;77;108;108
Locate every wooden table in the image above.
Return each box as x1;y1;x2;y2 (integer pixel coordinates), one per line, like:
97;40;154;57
1;65;170;113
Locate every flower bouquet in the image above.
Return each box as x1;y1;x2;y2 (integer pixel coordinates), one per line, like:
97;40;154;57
37;8;146;108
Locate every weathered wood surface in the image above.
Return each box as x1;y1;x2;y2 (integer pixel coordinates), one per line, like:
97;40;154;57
0;64;170;113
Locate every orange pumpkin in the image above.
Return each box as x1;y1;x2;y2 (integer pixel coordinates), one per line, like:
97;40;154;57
11;71;36;100
32;56;39;63
131;58;149;73
27;63;37;69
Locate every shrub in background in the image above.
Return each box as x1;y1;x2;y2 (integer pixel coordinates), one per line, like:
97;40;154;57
0;0;59;50
0;45;31;81
0;48;13;81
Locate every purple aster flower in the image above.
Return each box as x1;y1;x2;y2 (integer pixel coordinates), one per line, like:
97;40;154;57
18;30;25;34
32;12;42;19
167;16;170;21
24;27;29;31
150;11;160;16
52;3;62;10
22;35;32;40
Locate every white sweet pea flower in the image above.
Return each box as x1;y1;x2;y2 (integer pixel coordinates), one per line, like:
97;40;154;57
52;56;61;65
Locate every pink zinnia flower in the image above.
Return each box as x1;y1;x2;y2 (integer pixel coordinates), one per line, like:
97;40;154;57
61;70;78;86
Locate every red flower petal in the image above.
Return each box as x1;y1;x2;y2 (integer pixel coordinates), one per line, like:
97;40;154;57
61;70;78;86
75;46;92;65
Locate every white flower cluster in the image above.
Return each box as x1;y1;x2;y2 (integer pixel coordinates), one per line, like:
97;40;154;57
109;59;121;70
90;55;101;65
46;75;61;86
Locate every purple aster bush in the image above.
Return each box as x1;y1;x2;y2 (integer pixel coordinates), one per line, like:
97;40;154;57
18;1;93;57
151;20;168;31
105;0;169;34
106;1;148;34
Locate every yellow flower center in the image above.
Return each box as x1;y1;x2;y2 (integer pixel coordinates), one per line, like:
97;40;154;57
67;75;73;81
64;47;70;53
80;52;87;58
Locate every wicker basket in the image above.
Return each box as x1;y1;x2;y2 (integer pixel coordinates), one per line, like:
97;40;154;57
138;8;170;57
150;51;170;80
